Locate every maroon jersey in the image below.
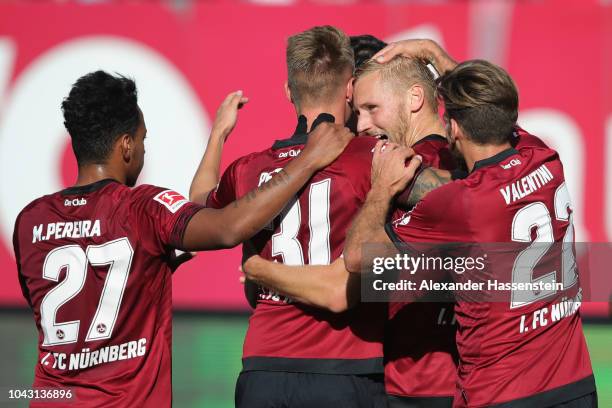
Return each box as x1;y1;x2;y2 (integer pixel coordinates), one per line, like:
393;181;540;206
412;134;455;170
385;135;459;401
388;144;594;407
513;125;548;151
13;179;203;407
208;117;385;374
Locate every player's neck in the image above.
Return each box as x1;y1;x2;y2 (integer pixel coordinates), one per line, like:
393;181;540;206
405;112;446;147
298;105;344;131
464;142;513;172
74;164;125;187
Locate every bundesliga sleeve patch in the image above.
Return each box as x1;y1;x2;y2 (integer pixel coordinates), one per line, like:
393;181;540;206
153;190;189;213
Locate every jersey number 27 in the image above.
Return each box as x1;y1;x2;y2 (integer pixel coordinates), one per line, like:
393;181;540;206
40;238;133;346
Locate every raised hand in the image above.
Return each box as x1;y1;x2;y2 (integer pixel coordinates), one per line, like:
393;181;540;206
189;90;249;204
211;90;249;141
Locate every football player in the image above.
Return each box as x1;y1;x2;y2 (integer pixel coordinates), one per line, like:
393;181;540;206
206;26;403;408
242;55;461;408
13;70;351;407
344;60;596;407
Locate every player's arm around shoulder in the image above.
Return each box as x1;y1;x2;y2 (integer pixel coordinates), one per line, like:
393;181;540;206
389;180;469;245
344;142;422;273
182;122;355;251
130;184;205;251
395;167;453;209
242;256;358;313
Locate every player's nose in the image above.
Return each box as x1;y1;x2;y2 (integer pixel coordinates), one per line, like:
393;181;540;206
357;116;371;135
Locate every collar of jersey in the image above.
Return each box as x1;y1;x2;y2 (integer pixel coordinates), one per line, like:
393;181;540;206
472;147;519;172
60;178;119;196
272;113;335;149
413;134;447;147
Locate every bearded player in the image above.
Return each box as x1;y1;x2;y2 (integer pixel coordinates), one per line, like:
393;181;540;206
242;54;461;408
344;60;596;407
204;26;420;407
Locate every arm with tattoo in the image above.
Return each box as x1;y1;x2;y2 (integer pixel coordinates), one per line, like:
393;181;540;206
182;123;354;251
396;167;452;209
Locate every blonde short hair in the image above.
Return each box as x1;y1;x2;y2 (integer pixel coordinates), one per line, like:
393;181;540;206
287;26;354;108
355;55;437;112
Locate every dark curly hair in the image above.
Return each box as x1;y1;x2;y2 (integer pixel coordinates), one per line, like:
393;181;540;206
61;70;140;165
350;35;387;69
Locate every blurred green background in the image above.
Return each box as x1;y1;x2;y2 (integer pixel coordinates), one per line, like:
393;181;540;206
0;311;609;407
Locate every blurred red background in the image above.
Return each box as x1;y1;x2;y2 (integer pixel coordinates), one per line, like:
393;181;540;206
0;1;609;314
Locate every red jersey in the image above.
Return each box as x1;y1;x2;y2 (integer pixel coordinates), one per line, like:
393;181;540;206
388;144;595;407
412;134;455;170
208;116;385;374
13;179;203;407
385;135;459;401
513;125;548;151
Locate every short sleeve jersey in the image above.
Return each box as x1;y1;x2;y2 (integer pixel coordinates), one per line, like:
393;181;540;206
13;179;203;407
385;135;459;400
208;116;385;374
387;144;594;407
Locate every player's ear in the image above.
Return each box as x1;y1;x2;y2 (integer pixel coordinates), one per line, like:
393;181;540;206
284;81;292;103
346;77;355;103
450;119;462;141
408;84;425;112
119;133;132;162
